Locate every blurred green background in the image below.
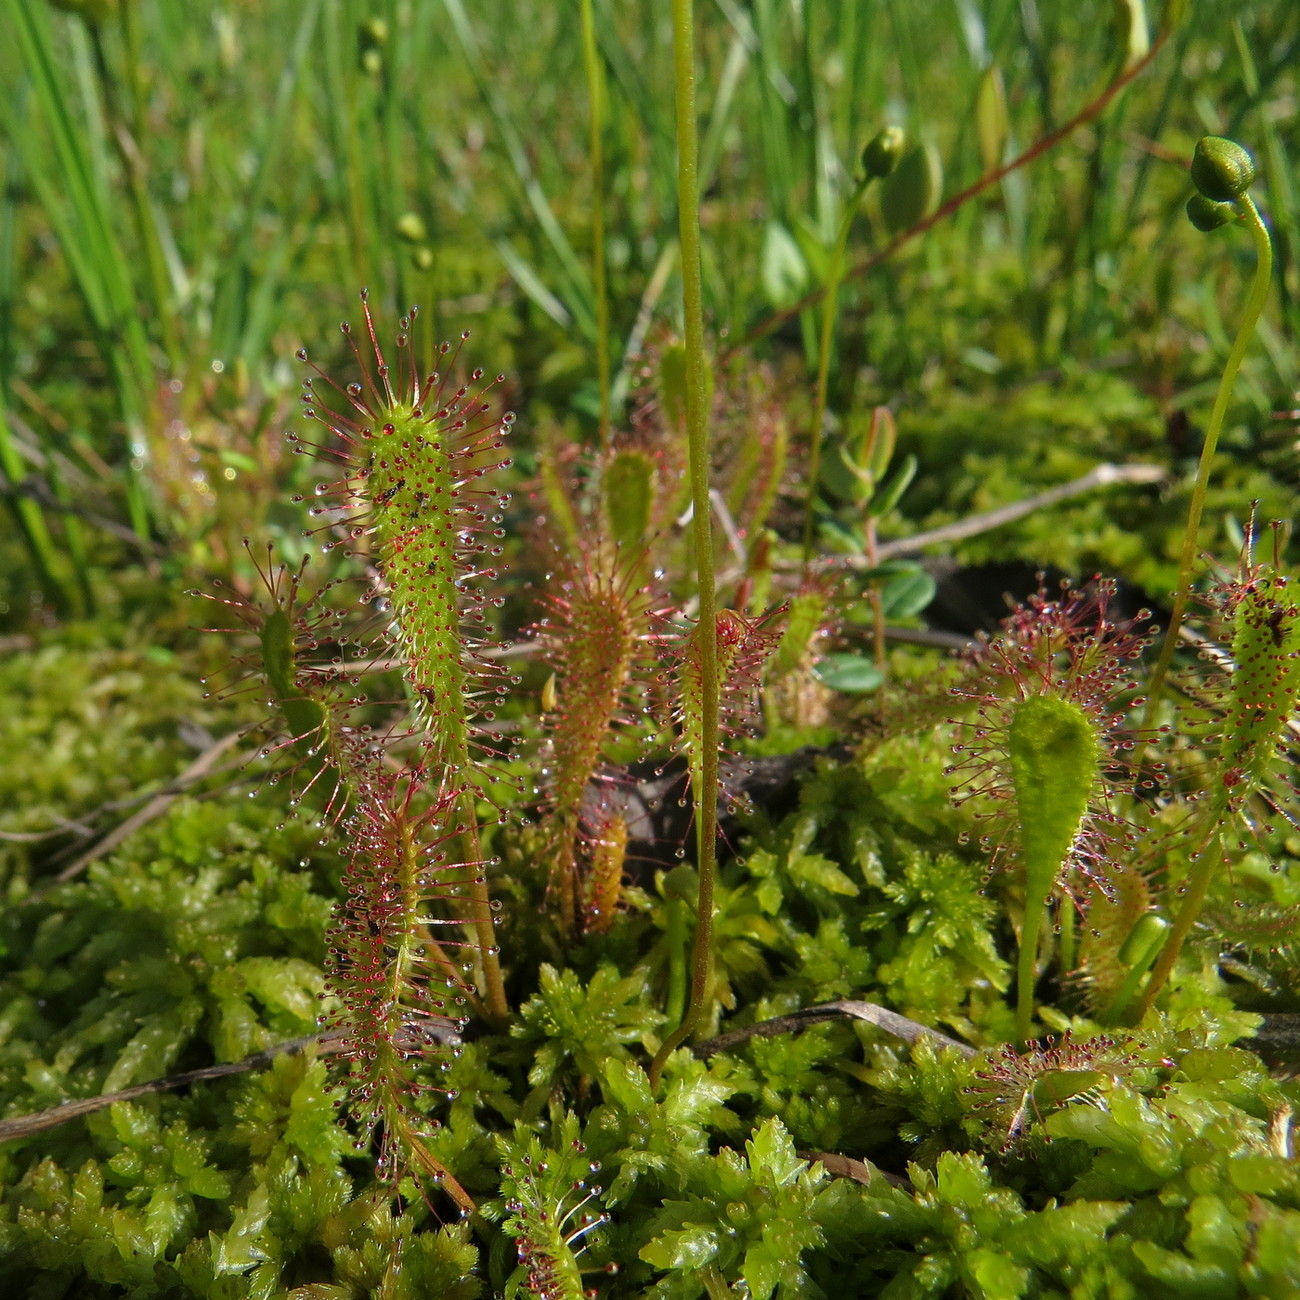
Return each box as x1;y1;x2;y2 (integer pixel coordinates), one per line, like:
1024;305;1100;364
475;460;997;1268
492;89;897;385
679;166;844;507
1;0;1296;619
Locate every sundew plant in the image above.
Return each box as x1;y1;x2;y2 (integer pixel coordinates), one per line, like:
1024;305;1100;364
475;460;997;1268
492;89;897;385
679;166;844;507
3;2;1300;1297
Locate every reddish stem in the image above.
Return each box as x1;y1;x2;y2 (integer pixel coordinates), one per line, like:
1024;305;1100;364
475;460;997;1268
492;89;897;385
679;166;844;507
727;31;1168;358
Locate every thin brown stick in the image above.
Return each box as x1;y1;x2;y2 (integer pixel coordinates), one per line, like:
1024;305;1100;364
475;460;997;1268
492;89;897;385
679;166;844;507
761;463;1164;583
0;817;97;844
4;474;168;555
0;1030;347;1144
844;462;1167;566
882;626;975;652
731;30;1169;355
13;733;250;852
798;1149;908;1189
695;999;976;1059
52;729;247;885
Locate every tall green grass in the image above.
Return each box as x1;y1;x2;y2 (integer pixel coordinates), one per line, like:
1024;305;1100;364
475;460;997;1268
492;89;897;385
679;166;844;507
1;0;1295;594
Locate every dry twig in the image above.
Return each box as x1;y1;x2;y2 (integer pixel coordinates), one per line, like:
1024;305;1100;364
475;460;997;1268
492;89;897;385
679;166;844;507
51;729;248;886
695;999;976;1060
0;1030;346;1144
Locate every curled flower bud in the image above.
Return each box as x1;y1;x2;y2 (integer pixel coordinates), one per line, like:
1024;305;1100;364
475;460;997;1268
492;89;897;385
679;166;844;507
1186;194;1236;233
1190;136;1256;203
861;126;906;181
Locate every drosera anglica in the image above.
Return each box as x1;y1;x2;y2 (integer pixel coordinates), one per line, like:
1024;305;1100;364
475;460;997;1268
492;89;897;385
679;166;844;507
966;1030;1153;1152
946;579;1155;1041
189;540;381;823
290;290;516;792
1134;521;1300;1018
291;290;514;1025
664;607;786;836
532;538;659;938
321;766;484;1213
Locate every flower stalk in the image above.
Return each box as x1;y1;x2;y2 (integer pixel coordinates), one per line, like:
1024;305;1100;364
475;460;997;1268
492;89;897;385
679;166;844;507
1143;151;1274;724
649;0;718;1091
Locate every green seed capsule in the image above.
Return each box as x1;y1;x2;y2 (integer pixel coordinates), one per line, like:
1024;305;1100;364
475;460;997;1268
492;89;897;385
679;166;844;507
879;143;943;235
1186;194;1236;233
862;126;906;182
1191;136;1256;203
1117;912;1171;969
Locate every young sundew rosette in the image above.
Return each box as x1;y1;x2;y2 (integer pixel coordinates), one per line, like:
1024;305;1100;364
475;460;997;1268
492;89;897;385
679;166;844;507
499;1115;616;1300
191;542;375;822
